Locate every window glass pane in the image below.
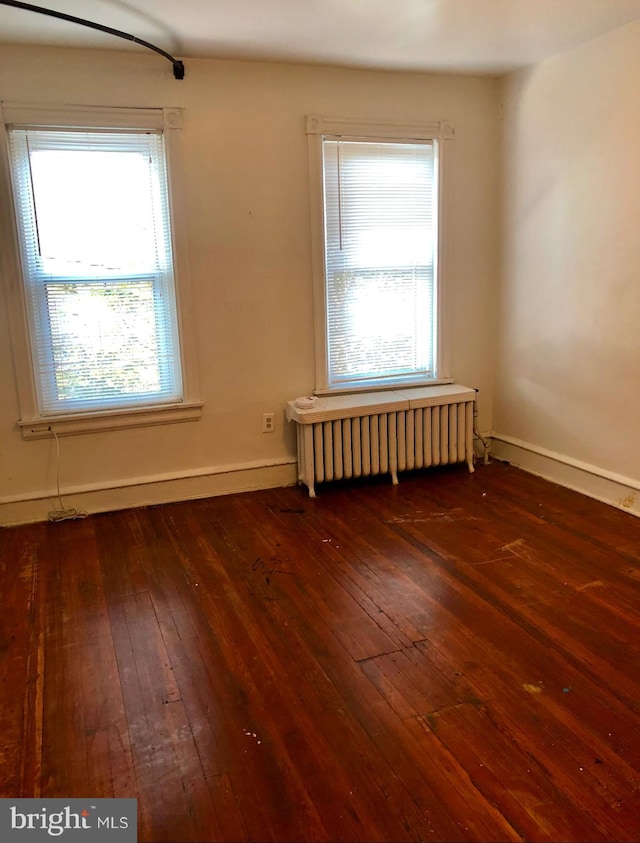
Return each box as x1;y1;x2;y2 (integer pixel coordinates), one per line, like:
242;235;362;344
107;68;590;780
30;148;160;273
44;280;166;404
327;268;433;381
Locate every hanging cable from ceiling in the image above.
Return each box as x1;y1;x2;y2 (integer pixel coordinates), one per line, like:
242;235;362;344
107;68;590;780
0;0;185;79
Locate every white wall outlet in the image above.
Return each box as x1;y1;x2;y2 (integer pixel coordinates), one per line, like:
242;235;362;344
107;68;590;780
262;412;275;433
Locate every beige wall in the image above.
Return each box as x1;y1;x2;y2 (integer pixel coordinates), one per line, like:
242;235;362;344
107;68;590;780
0;45;501;523
495;22;640;500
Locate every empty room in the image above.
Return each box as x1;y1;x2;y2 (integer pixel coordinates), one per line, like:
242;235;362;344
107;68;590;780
1;1;640;840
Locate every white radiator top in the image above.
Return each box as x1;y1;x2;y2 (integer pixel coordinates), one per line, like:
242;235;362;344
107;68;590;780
286;384;475;425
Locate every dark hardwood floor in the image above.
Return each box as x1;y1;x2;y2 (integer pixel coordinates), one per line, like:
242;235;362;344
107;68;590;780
2;460;640;842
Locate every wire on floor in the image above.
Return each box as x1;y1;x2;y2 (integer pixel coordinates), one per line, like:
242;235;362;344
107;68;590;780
473;398;491;465
47;427;88;522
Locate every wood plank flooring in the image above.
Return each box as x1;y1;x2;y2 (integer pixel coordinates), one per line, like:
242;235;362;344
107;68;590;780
2;461;640;841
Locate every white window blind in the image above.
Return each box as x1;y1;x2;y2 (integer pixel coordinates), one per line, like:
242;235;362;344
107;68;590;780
322;137;438;389
7;126;182;415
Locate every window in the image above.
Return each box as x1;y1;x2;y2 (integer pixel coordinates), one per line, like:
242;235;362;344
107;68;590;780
0;104;201;437
306;115;453;393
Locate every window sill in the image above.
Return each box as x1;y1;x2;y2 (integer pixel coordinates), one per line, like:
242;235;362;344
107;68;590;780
314;378;454;397
19;402;203;440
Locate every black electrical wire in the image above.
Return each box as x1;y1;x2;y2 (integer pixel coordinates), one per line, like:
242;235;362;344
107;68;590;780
0;0;185;78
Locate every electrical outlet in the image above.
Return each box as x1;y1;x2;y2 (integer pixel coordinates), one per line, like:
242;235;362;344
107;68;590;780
262;412;275;433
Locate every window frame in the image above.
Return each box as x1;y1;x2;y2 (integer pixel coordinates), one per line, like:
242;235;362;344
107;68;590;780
0;103;201;439
306;114;454;395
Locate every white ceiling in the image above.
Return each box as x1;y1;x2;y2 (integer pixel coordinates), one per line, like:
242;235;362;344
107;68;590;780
2;0;640;75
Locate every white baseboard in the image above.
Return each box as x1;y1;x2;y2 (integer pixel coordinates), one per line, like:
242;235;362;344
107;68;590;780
7;437;638;526
491;433;640;518
0;458;299;526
